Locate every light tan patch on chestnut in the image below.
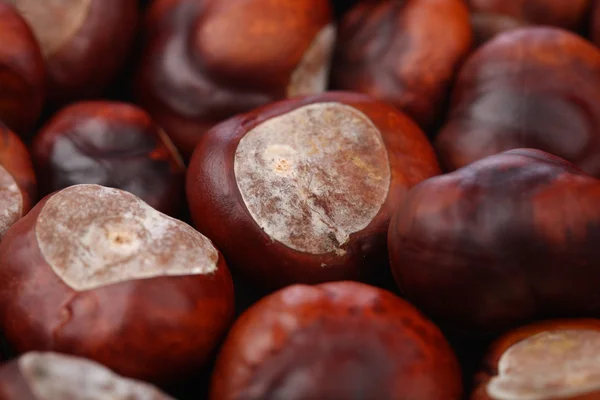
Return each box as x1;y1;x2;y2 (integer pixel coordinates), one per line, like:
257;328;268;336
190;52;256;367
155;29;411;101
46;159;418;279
234;102;391;255
487;330;600;399
0;165;22;239
35;184;218;291
8;0;92;56
19;352;173;400
287;24;336;97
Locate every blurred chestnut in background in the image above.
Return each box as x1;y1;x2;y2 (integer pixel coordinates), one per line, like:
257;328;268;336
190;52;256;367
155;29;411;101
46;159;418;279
187;92;440;291
389;149;600;333
472;319;600;400
436;28;600;176
0;352;174;399
210;281;463;400
0;2;44;136
6;0;138;105
31;101;185;216
331;0;472;131
591;0;600;46
0;184;235;384
135;0;336;158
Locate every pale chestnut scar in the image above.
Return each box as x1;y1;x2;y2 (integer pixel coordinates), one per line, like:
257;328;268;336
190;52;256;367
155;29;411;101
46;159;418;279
0;164;22;239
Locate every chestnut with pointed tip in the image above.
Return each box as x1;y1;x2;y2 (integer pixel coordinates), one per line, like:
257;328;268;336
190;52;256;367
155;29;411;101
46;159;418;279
0;184;235;384
210;281;463;400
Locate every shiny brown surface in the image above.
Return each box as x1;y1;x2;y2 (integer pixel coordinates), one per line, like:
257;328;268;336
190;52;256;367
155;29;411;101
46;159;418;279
31;101;185;216
331;0;472;130
389;149;600;333
210;281;462;400
436;27;600;177
0;124;36;215
186;91;441;291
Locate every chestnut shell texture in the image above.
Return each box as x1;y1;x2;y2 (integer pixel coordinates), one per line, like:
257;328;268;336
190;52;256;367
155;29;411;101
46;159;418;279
389;149;600;334
186;92;440;291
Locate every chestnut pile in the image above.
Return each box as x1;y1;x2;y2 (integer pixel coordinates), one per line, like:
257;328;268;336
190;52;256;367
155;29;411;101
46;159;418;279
2;0;600;399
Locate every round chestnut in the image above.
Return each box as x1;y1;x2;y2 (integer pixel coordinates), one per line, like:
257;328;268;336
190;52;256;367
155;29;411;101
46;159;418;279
135;0;336;158
0;2;45;136
389;148;600;333
0;351;174;399
0;184;235;384
435;27;600;176
186;92;441;291
472;319;600;400
330;0;472;130
210;281;463;400
31;101;185;216
6;0;138;105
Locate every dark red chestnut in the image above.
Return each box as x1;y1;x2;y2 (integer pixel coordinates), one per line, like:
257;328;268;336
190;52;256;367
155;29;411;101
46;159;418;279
186;92;441;291
591;0;600;46
0;351;174;399
435;27;600;176
331;0;472;130
135;0;336;158
210;281;463;400
389;148;600;333
0;2;45;135
472;319;600;400
31;101;185;216
6;0;138;104
0;184;235;384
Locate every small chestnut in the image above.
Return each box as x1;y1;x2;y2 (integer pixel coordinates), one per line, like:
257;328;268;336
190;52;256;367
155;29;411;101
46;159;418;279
435;27;600;176
31;101;185;216
331;0;472;130
186;92;441;291
389;149;600;333
210;281;463;400
0;351;174;399
0;184;235;384
6;0;138;105
472;319;600;400
135;0;336;158
0;2;45;136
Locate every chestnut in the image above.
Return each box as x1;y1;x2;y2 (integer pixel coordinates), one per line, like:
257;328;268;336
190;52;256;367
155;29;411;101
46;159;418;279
0;184;235;384
592;0;600;46
210;281;463;400
330;0;472;131
389;148;600;334
435;27;600;176
6;0;138;105
472;319;600;400
31;101;185;216
0;351;174;399
134;0;336;158
0;2;45;136
186;92;441;291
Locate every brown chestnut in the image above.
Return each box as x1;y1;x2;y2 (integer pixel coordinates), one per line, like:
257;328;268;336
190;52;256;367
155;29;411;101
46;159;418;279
0;184;235;384
210;281;463;400
6;0;138;105
0;351;174;399
330;0;472;130
435;27;600;176
186;92;441;291
472;319;600;400
389;149;600;333
591;0;600;46
135;0;336;158
31;101;185;216
0;2;45;136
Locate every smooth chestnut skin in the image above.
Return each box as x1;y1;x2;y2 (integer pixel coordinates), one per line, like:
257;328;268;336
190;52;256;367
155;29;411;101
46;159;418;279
0;2;45;136
210;281;463;400
331;0;472;130
0;186;235;384
389;149;600;334
31;101;185;216
472;319;600;400
592;0;600;46
435;27;600;176
135;0;335;158
7;0;138;105
186;92;441;291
